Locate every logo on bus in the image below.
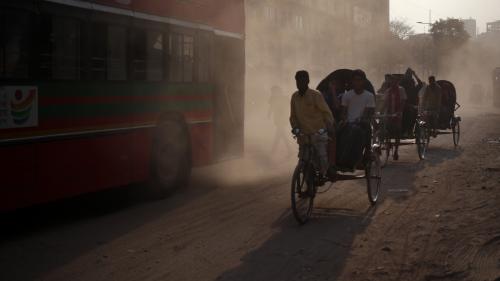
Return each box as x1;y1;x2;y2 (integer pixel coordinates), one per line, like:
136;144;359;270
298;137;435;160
0;86;38;129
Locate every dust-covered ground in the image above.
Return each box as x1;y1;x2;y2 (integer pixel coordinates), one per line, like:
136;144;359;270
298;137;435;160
1;108;499;281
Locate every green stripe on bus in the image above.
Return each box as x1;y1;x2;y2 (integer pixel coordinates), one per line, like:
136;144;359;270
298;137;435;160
37;82;214;97
39;100;212;118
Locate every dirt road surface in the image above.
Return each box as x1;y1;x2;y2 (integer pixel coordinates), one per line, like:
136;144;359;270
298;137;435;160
1;109;499;281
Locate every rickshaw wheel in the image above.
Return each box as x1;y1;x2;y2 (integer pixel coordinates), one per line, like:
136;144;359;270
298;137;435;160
452;118;461;147
366;150;381;204
416;122;429;160
382;141;392;168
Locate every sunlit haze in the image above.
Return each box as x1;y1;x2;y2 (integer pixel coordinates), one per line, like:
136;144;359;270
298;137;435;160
391;0;500;34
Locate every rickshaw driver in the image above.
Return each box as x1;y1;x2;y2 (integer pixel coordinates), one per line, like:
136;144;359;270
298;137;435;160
290;70;335;180
383;75;407;160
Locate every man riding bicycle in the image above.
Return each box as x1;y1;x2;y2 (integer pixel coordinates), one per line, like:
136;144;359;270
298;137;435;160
290;70;334;180
382;74;407;160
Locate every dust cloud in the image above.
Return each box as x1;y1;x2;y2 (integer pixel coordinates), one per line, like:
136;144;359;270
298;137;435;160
243;0;391;174
210;1;500;183
435;38;500;110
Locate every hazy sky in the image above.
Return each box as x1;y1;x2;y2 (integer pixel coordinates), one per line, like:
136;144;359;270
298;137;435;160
390;0;500;34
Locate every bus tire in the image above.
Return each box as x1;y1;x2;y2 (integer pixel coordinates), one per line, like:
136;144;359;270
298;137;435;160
150;114;192;197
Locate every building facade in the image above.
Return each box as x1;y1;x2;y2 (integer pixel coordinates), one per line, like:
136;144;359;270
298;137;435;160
487;20;500;33
462;18;477;38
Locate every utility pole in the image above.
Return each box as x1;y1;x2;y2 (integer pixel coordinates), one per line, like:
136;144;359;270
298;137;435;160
417;10;433;78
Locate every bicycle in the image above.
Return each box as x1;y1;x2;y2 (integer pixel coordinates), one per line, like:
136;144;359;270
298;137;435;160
373;109;430;165
291;126;381;225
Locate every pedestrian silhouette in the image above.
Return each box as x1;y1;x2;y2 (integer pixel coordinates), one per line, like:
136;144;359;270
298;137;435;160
268;85;292;156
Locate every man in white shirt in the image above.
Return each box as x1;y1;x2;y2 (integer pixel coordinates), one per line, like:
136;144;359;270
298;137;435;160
341;70;376;123
336;70;375;169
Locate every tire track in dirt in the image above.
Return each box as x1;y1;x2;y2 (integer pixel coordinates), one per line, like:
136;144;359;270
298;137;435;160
339;115;489;281
467;235;500;281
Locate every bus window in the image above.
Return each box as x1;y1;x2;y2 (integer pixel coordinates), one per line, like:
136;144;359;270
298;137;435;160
168;33;183;82
197;32;211;82
52;17;81;80
91;23;107;80
107;25;127;81
168;32;194;82
37;15;81;80
183;35;194;82
130;29;147;81
38;15;52;79
147;31;163;81
0;9;30;79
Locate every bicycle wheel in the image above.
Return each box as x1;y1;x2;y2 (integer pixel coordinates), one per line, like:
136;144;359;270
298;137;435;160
452;118;460;147
416;122;429;160
366;150;381;204
291;163;315;224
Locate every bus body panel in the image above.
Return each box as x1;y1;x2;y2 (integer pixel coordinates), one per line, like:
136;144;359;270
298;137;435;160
0;0;244;211
0;123;215;212
0;82;215;211
91;0;245;35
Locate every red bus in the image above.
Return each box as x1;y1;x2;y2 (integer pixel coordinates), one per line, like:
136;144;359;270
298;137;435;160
0;0;245;211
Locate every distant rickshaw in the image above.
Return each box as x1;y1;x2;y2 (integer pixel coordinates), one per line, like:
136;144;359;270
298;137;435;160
374;71;429;166
430;80;461;147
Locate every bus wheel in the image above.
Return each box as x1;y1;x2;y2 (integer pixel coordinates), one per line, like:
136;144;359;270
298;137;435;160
151;117;192;197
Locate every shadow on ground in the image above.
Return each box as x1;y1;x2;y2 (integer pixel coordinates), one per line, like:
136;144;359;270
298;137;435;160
216;207;373;281
215;135;464;281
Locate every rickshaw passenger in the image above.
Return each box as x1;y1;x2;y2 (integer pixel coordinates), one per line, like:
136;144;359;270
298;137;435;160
320;78;342;122
337;70;375;168
401;68;422;136
438;83;456;129
422;76;442;135
383;75;407;160
377;74;391;94
341;70;376;124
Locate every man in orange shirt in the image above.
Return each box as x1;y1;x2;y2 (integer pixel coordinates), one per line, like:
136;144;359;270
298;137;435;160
290;70;334;179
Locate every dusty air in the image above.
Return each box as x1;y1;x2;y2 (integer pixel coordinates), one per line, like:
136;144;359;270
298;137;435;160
1;0;499;280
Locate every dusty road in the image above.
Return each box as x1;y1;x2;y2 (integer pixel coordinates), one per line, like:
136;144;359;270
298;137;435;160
1;109;499;281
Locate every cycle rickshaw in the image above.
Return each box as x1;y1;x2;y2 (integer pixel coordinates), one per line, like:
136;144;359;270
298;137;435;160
424;80;461;147
290;69;381;225
374;72;430;166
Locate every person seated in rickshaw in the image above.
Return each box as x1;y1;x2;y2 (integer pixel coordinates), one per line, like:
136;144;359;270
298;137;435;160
320;77;342;122
422;76;443;136
438;82;457;129
290;70;335;180
336;70;376;169
400;68;422;136
382;75;407;160
377;74;392;94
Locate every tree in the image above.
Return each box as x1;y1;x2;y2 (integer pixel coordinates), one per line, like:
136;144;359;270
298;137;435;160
390;19;415;40
430;18;470;74
430;18;470;52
